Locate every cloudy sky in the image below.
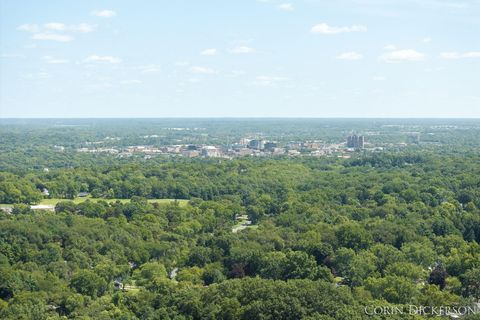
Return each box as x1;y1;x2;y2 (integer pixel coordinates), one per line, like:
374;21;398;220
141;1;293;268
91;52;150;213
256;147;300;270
0;0;479;117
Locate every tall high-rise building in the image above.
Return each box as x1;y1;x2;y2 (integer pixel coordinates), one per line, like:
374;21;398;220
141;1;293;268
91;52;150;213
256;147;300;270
248;139;265;150
264;141;278;151
347;134;365;149
358;135;365;149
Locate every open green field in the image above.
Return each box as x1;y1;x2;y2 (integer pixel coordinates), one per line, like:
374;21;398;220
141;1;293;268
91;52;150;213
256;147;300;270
1;198;189;208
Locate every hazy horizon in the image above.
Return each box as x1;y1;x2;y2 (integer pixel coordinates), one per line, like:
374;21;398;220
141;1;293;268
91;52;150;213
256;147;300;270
0;116;480;121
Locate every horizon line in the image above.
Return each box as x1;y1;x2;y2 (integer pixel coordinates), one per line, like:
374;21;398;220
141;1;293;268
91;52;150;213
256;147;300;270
2;117;480;120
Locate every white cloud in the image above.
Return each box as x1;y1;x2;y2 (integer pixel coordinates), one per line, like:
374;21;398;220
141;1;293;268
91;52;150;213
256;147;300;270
17;24;40;33
72;23;96;33
229;46;256;54
32;33;73;42
440;52;460;59
201;48;218;56
278;3;294;11
44;23;66;31
190;66;216;74
20;23;95;34
1;53;25;58
381;49;425;62
423;37;432;43
253;75;288;86
91;10;117;18
44;55;69;64
336;52;363;60
464;52;480;58
311;23;367;34
85;55;122;63
440;51;480;59
19;22;95;43
137;65;161;74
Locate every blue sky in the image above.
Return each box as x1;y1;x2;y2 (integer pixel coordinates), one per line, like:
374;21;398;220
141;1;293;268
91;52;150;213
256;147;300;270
0;0;479;118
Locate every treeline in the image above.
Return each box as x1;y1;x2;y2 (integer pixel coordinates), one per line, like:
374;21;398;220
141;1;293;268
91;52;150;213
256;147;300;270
3;154;480;211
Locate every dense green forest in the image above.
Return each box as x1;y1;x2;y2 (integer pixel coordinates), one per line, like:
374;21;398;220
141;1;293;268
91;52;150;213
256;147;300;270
2;154;480;319
1;120;480;319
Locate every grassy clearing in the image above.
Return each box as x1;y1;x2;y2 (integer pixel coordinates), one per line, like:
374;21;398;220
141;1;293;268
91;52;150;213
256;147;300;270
1;198;189;208
232;216;256;233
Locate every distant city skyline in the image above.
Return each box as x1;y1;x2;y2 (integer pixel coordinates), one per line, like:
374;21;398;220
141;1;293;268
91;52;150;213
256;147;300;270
1;0;479;118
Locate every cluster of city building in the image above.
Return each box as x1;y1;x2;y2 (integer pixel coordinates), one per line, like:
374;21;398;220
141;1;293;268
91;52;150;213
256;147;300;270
74;135;367;159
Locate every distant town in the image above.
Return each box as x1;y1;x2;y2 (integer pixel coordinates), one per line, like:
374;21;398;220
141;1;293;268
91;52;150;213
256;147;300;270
70;134;396;159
